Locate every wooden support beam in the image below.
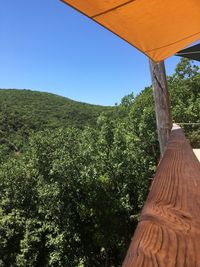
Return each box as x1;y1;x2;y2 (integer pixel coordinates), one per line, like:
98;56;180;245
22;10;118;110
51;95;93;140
149;60;172;156
122;125;200;267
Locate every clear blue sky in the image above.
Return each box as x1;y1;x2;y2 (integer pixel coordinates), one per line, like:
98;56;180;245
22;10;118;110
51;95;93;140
0;0;195;106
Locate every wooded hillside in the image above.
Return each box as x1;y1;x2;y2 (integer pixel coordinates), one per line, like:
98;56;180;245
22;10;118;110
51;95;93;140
0;59;199;266
0;89;112;159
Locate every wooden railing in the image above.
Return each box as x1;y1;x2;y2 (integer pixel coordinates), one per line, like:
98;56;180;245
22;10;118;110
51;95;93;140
123;125;200;267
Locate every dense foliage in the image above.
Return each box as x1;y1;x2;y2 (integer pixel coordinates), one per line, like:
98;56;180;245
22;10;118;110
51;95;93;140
0;59;199;266
0;89;112;160
168;58;200;147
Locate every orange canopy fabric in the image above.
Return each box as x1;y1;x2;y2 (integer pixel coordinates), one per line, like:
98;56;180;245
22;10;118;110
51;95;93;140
61;0;200;62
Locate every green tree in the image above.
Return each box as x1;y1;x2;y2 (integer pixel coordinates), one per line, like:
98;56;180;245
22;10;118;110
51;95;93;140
168;58;200;146
0;58;199;266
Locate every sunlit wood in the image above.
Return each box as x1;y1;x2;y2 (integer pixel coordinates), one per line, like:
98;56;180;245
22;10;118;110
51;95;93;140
123;125;200;267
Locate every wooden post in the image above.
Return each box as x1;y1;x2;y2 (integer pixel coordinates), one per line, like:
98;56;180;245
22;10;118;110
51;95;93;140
149;60;172;156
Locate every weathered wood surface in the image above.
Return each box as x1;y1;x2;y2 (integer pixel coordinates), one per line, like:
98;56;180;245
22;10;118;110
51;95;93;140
123;125;200;267
149;60;172;156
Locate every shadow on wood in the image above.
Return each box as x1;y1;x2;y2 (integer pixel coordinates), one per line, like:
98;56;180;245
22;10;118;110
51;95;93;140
123;125;200;267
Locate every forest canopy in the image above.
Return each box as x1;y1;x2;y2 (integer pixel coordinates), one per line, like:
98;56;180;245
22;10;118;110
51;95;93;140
0;59;199;266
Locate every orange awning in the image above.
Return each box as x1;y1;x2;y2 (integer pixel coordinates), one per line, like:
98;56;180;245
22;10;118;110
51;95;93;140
61;0;200;62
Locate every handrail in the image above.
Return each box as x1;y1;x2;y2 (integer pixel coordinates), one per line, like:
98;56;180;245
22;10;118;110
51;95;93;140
174;122;200;125
123;125;200;267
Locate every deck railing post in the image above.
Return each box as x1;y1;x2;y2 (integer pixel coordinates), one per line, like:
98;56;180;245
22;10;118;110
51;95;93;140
149;60;172;156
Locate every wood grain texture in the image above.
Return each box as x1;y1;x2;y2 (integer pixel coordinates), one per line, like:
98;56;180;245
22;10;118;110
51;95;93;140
149;60;172;156
123;125;200;267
